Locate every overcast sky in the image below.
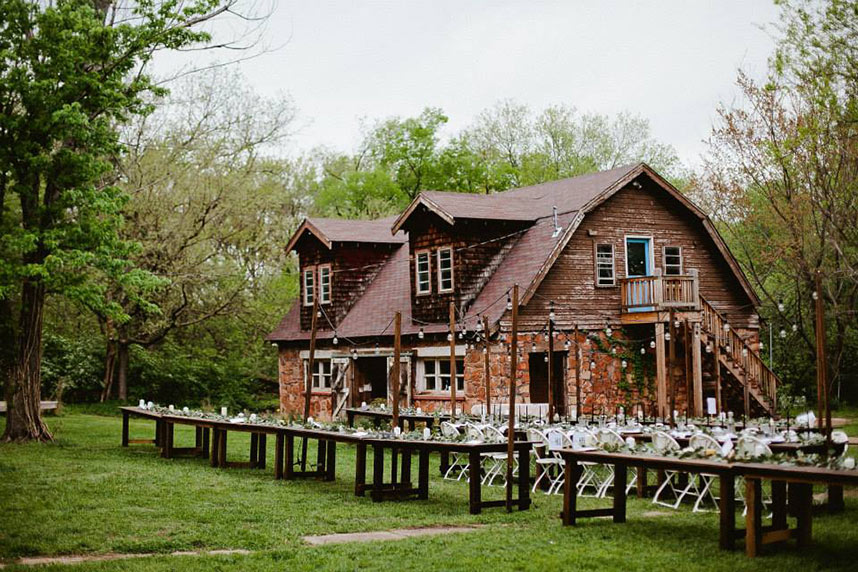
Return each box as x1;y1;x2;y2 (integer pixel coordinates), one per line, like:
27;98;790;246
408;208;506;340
158;0;782;169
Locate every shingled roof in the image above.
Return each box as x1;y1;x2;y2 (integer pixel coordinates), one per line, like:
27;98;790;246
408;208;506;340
285;215;406;252
268;163;758;342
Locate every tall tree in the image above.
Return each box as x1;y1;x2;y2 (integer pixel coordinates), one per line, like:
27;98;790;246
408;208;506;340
697;0;858;399
0;0;246;441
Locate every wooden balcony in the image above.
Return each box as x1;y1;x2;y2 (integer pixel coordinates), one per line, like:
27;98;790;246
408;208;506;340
619;269;700;315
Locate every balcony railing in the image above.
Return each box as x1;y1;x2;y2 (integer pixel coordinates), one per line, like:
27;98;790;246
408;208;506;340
619;269;699;313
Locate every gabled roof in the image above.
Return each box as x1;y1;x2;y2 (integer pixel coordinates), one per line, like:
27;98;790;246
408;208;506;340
268;163;759;342
285;215;406;253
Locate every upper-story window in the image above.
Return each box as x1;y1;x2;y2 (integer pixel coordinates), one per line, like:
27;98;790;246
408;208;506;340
415;250;431;295
302;266;315;306
595;243;615;287
437;247;454;293
664;246;682;275
318;264;332;304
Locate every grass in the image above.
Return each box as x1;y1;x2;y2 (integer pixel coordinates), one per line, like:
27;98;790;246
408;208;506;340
0;411;857;571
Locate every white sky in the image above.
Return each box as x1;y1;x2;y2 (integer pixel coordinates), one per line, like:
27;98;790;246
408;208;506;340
157;0;781;169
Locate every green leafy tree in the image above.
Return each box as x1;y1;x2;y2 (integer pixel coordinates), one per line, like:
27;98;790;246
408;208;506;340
0;0;243;441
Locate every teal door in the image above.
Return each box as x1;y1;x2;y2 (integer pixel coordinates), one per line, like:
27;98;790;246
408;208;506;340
625;237;653;311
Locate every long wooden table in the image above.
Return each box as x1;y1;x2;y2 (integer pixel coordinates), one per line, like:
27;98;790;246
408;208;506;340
344;408;448;431
558;449;739;550
733;462;858;557
120;407;531;515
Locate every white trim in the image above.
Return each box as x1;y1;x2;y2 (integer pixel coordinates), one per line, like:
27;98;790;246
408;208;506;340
416;357;465;393
414;250;432;295
623;234;655;277
415;345;467;357
436;247;454;293
318;264;332;304
302;266;315;306
663;245;683;276
594;242;616;287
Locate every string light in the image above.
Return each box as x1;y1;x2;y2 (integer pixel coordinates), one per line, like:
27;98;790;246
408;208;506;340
723;323;730;333
374;344;380;355
778;300;785;312
665;331;671;342
759;341;764;350
641;347;646;355
621;360;627;369
792;323;798;332
506;294;513;311
447;333;453;342
531;342;537;353
674;319;680;330
812;291;818;300
649;340;656;349
611;347;617;355
332;334;338;345
476;318;483;333
589;360;596;369
605;324;613;337
706;343;712;353
779;328;787;338
549;301;556;322
418;327;424;340
564;340;571;350
741;348;748;358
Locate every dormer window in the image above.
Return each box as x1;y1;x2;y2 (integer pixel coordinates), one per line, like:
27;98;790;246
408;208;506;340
437;247;454;293
415;250;431;295
318;264;332;304
302;266;315;306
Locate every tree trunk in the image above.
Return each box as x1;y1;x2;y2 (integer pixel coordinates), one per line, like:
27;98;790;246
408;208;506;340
117;341;129;401
100;340;116;403
3;279;52;442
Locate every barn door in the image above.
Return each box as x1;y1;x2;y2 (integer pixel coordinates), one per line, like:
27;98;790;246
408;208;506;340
331;358;351;420
386;356;411;409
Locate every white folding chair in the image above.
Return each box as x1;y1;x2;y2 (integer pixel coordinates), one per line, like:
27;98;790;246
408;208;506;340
688;433;721;512
441;422;468;480
652;431;695;509
568;428;605;497
481;425;510;486
596;429;637;496
736;435;774;515
529;429;565;494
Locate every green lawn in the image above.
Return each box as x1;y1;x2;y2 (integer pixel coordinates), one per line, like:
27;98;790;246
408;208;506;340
1;412;857;571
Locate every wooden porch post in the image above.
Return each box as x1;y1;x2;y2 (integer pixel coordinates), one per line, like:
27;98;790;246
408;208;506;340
547;313;555;421
692;322;703;416
392;311;401;430
483;315;491;417
506;284;519;513
574;324;581;420
449;302;457;420
668;310;676;426
655;323;666;419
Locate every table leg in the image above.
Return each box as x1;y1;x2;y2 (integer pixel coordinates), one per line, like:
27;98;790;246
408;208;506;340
562;458;581;525
355;442;367;496
325;440;336;481
468;449;482;515
202;428;210;459
390;447;399;485
155;420;163;447
828;484;844;514
347;412;354;427
195;426;202;450
250;433;259;468
258;434;267;469
771;480;787;530
636;467;647;498
401;446;412;484
613;463;627;523
161;422;174;459
440;450;450;476
285;435;294;479
274;433;284;480
218;429;228;468
210;429;220;468
316;438;327;477
372;444;385;502
745;477;762;557
719;472;736;550
418;449;429;499
518;444;531;511
795;483;813;548
122;411;129;447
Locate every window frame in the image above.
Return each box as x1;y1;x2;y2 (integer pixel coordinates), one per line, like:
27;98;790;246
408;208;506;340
418;358;465;393
663;245;683;276
436;247;455;293
308;358;332;390
302;266;316;306
318;264;332;304
594;243;616;287
415;250;432;296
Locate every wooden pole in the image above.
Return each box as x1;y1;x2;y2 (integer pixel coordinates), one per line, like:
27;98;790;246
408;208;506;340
574;324;580;420
506;284;519;512
483;315;491;418
547;316;555;422
449;302;457;420
714;323;722;414
304;296;319;421
655;323;666;418
814;271;830;439
668;310;676;426
392;311;401;430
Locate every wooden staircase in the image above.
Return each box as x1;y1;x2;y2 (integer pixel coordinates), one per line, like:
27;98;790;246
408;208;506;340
699;296;779;416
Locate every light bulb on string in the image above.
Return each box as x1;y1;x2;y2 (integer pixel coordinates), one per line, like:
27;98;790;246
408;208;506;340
759;341;764;350
812;291;818;300
564;340;571;350
641;347;646;355
506;294;512;311
706;343;712;353
447;333;453;342
621;360;627;369
374;343;380;355
333;334;338;345
777;300;785;312
649;340;656;349
531;342;537;353
779;328;787;338
665;331;671;342
590;360;596;370
476;319;483;332
792;323;798;332
723;323;730;333
611;347;617;355
418;327;424;340
549;301;556;322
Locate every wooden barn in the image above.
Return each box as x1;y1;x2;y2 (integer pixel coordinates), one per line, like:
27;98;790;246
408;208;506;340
267;163;778;421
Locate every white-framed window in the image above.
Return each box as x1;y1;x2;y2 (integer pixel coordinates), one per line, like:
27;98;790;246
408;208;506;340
318;264;332;304
437;247;454;293
415;250;431;295
302;266;315;306
419;358;465;393
595;243;615;287
663;246;682;276
308;359;332;389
